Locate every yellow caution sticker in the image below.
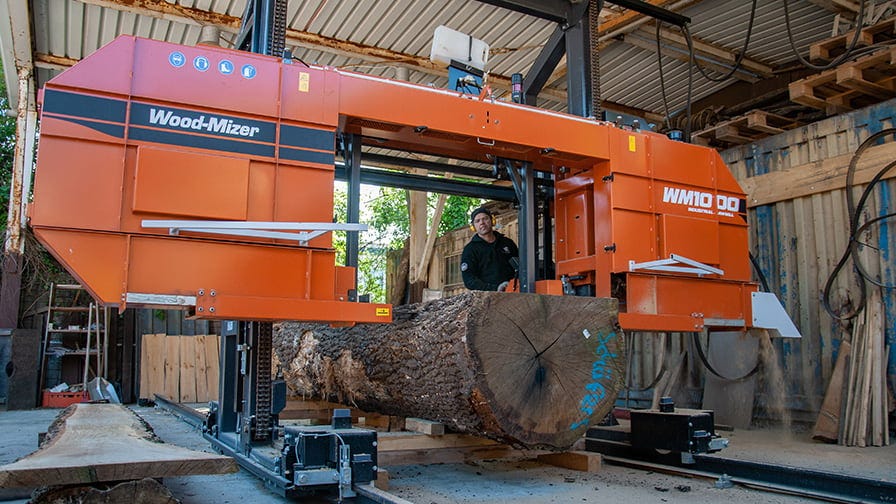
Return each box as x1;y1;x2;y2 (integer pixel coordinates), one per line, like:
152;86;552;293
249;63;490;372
376;307;391;317
628;135;636;152
299;72;310;93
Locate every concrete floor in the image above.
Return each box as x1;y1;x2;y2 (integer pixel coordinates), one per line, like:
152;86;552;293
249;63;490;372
1;404;893;503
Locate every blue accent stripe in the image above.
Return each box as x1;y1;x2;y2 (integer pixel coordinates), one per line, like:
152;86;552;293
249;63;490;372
280;125;334;151
129;127;275;158
278;146;335;165
42;89;127;123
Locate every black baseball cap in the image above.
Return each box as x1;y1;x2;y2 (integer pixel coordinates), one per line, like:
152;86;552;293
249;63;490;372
470;207;492;223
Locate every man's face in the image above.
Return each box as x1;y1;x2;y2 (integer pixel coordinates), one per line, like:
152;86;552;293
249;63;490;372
473;212;493;236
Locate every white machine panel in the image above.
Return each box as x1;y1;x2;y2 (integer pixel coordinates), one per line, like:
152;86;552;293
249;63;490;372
751;291;801;338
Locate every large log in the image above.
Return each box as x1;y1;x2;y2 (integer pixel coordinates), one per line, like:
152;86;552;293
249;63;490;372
0;403;237;488
274;291;625;449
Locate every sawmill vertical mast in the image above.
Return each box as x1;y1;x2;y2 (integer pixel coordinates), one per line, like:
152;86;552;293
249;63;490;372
223;0;289;448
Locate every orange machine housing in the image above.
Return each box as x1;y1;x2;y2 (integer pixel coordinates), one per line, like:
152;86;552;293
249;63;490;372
31;36;755;330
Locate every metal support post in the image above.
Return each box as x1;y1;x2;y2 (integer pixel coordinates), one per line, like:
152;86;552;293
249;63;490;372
520;164;537;292
505;160;537;293
565;0;602;118
539;176;554;281
1;67;33;329
218;321;239;435
344;134;362;292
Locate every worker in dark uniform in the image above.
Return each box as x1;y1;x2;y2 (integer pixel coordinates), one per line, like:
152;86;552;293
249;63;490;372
461;207;519;291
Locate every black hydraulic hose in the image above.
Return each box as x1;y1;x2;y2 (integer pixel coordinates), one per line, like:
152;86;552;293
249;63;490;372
679;24;696;140
783;0;867;71
625;333;668;393
690;0;758;82
692;332;761;382
852;211;896;288
749;251;772;293
656;21;673;127
821;128;896;321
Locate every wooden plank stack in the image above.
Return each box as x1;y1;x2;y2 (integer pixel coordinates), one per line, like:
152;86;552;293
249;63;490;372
139;334;220;403
693;110;802;147
839;289;890;447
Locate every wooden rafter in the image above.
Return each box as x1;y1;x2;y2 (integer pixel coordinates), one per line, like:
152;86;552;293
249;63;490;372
649;26;774;78
807;0;862;14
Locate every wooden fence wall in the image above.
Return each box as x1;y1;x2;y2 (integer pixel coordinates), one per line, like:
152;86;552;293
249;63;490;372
722;98;896;419
139;333;220;403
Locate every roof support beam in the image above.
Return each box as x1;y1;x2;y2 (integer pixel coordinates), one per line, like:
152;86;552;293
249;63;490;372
475;0;689;26
473;0;570;22
648;25;774;78
621;30;762;82
610;0;690;25
597;0;702;45
522;0;589;104
806;0;861;13
523;26;566;105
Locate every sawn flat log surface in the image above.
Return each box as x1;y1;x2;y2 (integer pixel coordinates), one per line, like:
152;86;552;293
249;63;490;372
0;403;237;488
274;291;625;449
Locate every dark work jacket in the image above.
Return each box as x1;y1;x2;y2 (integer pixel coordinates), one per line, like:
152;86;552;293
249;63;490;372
461;231;519;291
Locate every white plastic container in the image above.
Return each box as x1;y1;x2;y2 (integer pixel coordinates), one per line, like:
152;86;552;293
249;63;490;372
430;25;489;71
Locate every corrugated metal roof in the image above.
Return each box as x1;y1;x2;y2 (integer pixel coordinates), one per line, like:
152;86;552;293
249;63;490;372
5;0;889;127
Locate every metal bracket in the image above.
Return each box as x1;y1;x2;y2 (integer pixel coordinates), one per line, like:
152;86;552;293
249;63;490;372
125;292;196;306
142;220;368;246
628;253;724;277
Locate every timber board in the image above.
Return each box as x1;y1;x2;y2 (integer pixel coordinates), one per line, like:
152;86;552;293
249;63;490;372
0;403;236;488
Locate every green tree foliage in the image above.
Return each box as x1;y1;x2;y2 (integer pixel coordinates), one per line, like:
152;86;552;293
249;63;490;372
332;183;481;303
0;60;17;237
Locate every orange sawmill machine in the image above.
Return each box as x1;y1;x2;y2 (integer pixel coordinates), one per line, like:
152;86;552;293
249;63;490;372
30;35;799;335
28;32;799;499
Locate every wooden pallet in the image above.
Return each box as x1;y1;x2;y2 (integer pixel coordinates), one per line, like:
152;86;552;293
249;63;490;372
692;110;801;146
810;17;896;62
790;46;896;115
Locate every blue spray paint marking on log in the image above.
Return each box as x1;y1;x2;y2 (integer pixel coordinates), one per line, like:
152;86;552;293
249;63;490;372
570;330;618;430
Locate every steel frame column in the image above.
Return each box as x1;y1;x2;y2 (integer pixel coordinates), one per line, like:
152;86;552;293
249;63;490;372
344;135;362;288
566;1;600;118
506;160;537;293
523;26;565;105
235;0;286;57
519;164;536;292
538;175;554;281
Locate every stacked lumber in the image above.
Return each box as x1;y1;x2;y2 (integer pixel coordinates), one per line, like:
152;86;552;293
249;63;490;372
273;291;625;449
790;46;896;115
692;110;801;147
139;334;220;403
815;289;890;446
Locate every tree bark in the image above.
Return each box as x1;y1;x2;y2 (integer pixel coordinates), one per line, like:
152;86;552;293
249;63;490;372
273;291;625;449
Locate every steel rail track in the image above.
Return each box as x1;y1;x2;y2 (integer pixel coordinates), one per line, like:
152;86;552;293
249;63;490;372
599;450;896;503
153;394;206;428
